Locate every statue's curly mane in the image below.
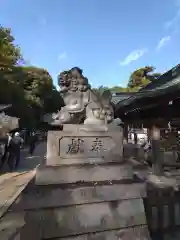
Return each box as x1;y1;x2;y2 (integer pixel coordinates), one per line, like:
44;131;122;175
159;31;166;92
58;70;70;88
58;67;90;92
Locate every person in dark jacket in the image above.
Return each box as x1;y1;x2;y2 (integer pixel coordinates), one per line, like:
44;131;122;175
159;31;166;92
0;133;12;170
8;132;24;171
29;132;38;155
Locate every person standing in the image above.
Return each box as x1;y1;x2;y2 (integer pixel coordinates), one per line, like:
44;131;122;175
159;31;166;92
29;132;38;155
8;132;24;171
134;131;138;144
0;133;12;170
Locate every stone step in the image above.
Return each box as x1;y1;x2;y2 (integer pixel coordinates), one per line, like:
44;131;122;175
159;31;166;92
0;209;149;240
54;226;151;240
2;198;146;239
35;163;134;185
46;156;124;165
11;182;146;211
38;198;147;239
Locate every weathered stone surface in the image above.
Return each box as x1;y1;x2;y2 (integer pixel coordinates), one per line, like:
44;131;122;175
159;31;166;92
0;211;42;240
40;198;146;239
55;225;151;240
11;183;146;210
0;199;147;239
35;163;133;185
46;126;123;165
147;174;178;189
0;212;24;240
0;170;36;218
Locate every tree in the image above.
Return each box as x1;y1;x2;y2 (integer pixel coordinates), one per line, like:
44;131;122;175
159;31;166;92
0;26;25;118
0;25;23;67
127;66;161;90
92;85;129;95
44;88;64;114
0;24;64;129
109;86;130;93
0;27;60;126
92;67;162;95
19;66;64;127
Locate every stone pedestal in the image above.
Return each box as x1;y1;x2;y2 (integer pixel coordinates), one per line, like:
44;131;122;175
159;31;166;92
46;124;123;165
36;124;127;185
35;124;150;239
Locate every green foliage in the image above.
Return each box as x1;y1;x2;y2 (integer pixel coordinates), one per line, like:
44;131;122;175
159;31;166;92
93;66;162;94
0;25;63;129
0;25;23;66
127;66;161;90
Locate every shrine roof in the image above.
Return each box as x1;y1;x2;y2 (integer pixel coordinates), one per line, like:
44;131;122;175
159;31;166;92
115;64;180;112
139;64;180;91
111;92;136;104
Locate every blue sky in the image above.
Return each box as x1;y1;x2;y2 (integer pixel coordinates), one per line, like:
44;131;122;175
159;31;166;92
1;0;180;88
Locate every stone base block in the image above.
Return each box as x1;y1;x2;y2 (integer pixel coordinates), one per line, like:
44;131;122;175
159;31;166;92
1;200;150;240
35;163;133;185
11;183;146;210
56;226;151;240
39;199;147;239
46;124;123;166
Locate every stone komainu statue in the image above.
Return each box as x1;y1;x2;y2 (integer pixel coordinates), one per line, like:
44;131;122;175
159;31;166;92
49;67;114;125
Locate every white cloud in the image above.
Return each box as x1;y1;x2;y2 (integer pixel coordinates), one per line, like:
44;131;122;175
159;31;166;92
58;52;67;60
165;11;180;29
119;48;147;66
156;36;171;50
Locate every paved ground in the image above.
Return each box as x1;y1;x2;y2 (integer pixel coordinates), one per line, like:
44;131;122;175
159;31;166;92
0;141;46;177
0;141;46;218
17;141;46;171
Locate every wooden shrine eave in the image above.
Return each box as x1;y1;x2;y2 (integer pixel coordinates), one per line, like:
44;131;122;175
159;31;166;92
111;92;136;105
115;64;180;116
119;97;180;123
139;64;180;91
